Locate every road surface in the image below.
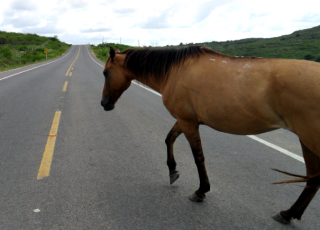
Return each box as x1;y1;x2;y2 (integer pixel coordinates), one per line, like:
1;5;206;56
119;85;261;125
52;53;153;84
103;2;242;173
0;45;319;229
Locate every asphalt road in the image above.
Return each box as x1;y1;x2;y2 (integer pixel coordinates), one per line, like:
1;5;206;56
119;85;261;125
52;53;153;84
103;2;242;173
1;45;320;230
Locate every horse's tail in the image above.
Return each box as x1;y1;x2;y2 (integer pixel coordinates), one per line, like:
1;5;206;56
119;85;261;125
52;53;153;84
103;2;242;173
272;168;320;185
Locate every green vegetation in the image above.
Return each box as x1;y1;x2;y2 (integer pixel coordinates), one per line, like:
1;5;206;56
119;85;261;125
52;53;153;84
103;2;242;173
93;25;320;63
90;43;132;63
193;25;320;61
2;25;318;72
0;31;71;71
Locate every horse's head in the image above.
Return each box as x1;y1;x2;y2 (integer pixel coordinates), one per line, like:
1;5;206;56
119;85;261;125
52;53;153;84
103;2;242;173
101;47;131;111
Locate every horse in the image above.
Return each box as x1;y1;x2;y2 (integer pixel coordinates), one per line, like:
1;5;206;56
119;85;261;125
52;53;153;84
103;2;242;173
100;45;320;224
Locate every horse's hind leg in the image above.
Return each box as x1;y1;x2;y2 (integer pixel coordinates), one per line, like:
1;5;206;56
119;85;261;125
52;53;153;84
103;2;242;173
165;121;182;184
273;140;320;224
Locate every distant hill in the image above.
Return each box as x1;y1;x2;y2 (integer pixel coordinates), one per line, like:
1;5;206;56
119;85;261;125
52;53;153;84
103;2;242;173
91;25;320;63
192;25;320;61
0;31;71;71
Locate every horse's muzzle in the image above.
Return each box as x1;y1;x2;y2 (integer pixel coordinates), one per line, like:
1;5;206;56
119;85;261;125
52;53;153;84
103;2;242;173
101;96;115;111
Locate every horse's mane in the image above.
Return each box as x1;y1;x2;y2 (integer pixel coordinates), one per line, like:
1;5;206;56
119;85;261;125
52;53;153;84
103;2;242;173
120;46;223;82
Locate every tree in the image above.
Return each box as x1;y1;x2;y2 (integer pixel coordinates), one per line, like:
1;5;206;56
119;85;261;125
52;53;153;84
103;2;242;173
316;57;320;63
49;35;59;42
0;37;7;44
304;54;314;60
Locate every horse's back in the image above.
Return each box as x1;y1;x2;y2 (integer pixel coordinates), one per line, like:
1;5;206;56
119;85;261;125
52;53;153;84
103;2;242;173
163;55;320;142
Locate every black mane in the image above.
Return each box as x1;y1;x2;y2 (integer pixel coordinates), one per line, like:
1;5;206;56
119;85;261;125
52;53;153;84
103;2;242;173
121;46;221;82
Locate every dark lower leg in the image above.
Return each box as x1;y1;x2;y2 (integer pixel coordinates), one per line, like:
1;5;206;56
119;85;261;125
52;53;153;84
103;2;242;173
165;122;182;183
176;120;210;201
279;186;319;221
192;145;210;199
179;122;210;201
275;140;320;222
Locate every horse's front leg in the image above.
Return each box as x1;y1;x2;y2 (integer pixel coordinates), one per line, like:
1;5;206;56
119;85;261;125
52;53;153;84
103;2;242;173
165;121;182;184
179;120;210;202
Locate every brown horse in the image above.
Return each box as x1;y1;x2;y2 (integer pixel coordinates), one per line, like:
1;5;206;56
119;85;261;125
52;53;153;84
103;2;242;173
101;45;320;224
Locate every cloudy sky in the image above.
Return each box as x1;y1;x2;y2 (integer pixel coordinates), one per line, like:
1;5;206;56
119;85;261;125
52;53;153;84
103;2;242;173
0;0;319;46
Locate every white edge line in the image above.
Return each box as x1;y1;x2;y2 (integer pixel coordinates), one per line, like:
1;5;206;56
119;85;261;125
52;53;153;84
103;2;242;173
86;45;104;68
0;46;75;81
86;45;303;163
131;81;162;97
247;135;304;163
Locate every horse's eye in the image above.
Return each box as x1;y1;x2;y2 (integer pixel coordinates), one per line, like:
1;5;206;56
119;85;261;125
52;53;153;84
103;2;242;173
103;70;108;78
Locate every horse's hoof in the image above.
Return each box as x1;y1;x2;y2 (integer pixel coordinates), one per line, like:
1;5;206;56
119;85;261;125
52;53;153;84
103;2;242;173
189;191;206;202
272;212;291;224
170;171;179;184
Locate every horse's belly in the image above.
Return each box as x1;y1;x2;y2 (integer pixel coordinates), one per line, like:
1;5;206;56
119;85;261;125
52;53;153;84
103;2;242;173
200;106;285;135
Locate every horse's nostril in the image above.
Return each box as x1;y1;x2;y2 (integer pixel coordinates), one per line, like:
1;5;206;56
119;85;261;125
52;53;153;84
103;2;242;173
101;101;104;107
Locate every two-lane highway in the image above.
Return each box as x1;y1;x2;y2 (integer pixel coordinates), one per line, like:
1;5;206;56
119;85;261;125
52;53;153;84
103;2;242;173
1;45;320;229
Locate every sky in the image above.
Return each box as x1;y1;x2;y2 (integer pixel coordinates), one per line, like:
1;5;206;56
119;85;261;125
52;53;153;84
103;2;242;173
0;0;320;46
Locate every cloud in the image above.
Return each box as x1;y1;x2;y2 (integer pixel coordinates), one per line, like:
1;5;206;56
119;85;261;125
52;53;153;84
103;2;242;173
194;0;232;23
0;0;320;47
24;23;63;35
140;5;181;29
268;24;285;32
11;0;38;11
297;13;320;23
60;33;113;45
236;24;255;33
114;8;136;14
81;28;111;33
1;12;41;28
67;0;88;9
249;12;268;20
141;13;171;29
97;0;117;6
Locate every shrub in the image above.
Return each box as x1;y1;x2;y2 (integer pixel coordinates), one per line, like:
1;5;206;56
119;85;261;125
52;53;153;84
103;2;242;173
0;37;7;44
99;49;108;57
304;54;314;60
18;46;28;51
35;47;45;52
0;59;7;67
18;58;28;64
49;35;59;42
0;47;13;58
22;52;33;59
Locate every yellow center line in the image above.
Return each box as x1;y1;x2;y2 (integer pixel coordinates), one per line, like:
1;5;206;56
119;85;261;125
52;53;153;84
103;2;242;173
69;72;72;76
65;62;73;76
65;47;80;76
62;81;68;91
37;111;61;179
37;46;80;179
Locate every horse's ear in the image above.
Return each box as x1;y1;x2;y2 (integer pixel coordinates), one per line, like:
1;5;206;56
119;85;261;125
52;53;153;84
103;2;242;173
110;47;115;62
115;46;120;53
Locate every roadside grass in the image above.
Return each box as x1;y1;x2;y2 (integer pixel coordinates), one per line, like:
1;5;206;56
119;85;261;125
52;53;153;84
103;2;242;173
0;31;71;72
90;43;132;63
